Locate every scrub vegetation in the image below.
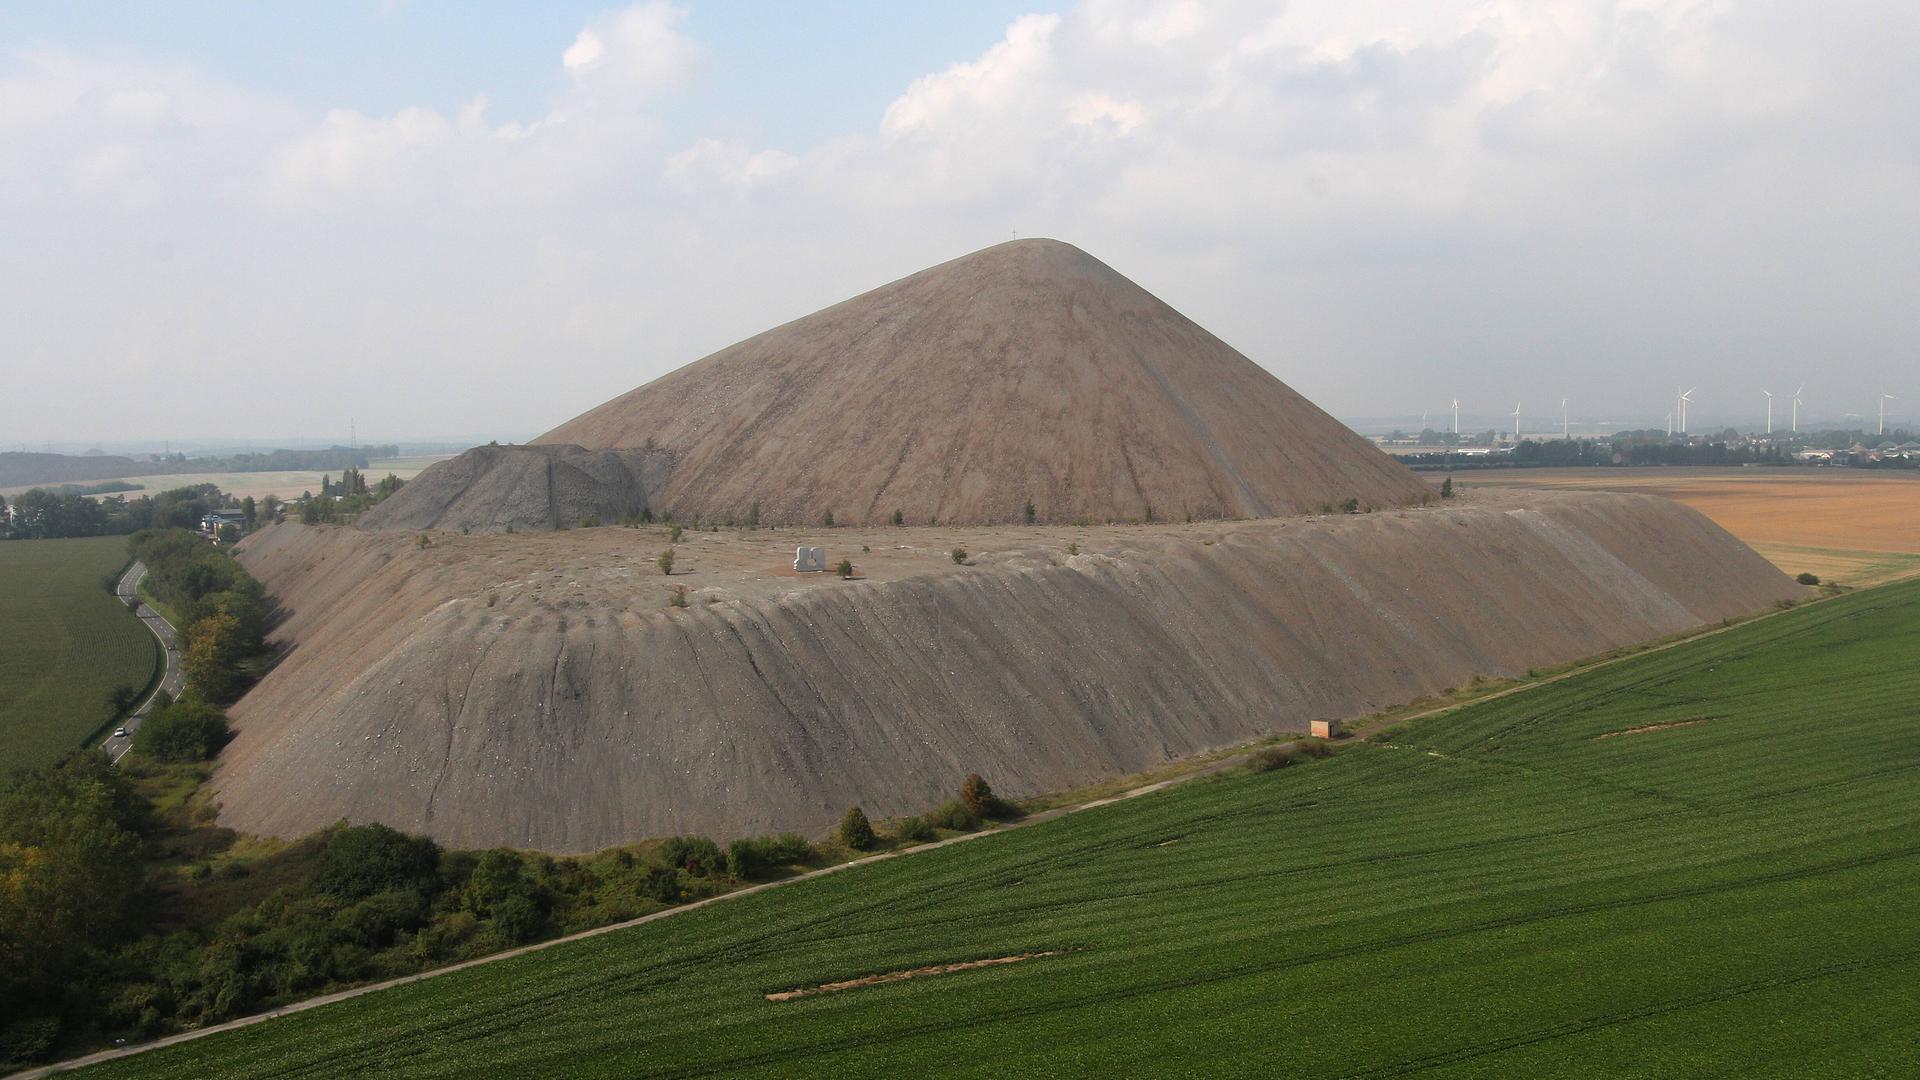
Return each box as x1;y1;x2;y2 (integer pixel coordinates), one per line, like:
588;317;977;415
66;578;1920;1078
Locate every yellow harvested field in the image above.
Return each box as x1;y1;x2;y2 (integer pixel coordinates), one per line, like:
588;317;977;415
1450;468;1920;586
0;455;453;503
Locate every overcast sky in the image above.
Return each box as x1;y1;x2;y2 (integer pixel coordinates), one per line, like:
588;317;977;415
4;0;1916;447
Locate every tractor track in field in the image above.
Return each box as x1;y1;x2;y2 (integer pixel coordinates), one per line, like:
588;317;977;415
1335;947;1920;1078
632;844;1920;1079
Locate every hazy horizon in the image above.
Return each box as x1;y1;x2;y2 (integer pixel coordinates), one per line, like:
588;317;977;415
4;2;1916;445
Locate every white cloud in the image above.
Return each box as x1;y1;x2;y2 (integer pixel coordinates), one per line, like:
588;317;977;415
664;139;797;192
1064;92;1144;135
4;1;1919;444
562;2;699;100
562;29;607;74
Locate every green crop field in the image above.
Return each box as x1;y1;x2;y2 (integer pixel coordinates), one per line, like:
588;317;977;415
81;581;1920;1078
0;536;159;770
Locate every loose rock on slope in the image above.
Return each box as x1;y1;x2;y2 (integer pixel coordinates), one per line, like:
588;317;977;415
360;443;670;534
218;492;1797;852
522;238;1430;526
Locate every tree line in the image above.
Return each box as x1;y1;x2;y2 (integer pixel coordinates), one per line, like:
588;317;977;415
0;484;254;541
0;761;1027;1067
129;529;272;703
299;468;404;524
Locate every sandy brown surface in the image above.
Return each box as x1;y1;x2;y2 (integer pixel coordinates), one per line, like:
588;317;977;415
533;239;1428;526
1453;467;1920;586
214;490;1795;852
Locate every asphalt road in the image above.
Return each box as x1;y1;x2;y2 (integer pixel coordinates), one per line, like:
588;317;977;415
104;560;182;763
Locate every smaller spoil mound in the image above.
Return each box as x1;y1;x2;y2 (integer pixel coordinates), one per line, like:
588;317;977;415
361;444;671;534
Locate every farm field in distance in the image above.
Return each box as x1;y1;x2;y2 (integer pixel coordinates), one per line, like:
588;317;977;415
0;536;159;770
0;455;453;505
1451;467;1920;587
79;577;1920;1078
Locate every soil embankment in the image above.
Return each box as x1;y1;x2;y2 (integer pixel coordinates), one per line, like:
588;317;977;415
216;490;1796;851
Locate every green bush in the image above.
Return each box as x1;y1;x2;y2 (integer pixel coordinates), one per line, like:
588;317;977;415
489;894;547;945
930;799;979;831
658;548;675;575
950;547;968;565
657;836;723;876
1796;572;1820;586
331;888;431;949
0;1017;62;1070
308;824;442;902
461;851;553;945
726;838;772;879
837;559;855;579
132;700;231;763
638;866;681;903
895;816;935;842
960;774;995;818
838;806;875;850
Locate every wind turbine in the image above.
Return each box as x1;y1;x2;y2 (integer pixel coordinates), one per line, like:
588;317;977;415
1561;397;1570;439
1678;387;1696;434
1762;389;1774;435
1881;392;1897;436
1791;385;1804;433
1666;410;1674;438
1511;402;1523;443
1450;397;1460;436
